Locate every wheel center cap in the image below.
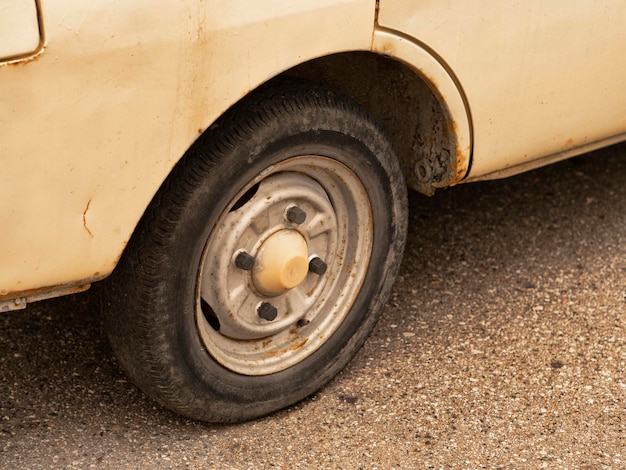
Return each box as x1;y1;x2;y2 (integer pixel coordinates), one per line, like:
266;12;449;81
253;229;309;295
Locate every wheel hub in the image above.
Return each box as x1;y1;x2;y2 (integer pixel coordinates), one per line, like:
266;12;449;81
253;229;309;296
197;157;373;375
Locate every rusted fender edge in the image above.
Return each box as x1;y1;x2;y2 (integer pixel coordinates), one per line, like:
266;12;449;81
372;27;473;193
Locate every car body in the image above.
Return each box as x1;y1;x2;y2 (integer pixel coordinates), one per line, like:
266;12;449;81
3;0;626;310
2;0;625;421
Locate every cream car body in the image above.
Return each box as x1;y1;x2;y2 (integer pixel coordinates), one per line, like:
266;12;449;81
3;1;625;310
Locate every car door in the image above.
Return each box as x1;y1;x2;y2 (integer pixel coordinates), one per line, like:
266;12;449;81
377;0;626;178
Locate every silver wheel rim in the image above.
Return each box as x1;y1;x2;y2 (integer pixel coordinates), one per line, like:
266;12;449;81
196;156;373;375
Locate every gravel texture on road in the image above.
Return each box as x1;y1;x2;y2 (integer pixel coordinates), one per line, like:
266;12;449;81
1;144;625;469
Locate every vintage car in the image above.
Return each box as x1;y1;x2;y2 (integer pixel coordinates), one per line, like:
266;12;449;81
2;0;625;422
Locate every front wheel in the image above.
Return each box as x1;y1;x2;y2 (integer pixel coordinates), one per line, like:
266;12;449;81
104;81;408;422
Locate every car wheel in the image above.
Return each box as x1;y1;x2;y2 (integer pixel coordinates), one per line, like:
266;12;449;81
103;80;408;422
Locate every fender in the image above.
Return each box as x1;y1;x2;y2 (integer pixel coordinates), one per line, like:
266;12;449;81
372;26;473;192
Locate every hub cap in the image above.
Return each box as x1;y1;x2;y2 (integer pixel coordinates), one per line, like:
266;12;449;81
253;229;309;295
196;156;373;375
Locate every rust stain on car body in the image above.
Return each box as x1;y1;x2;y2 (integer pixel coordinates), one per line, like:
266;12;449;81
82;199;94;238
407;85;468;195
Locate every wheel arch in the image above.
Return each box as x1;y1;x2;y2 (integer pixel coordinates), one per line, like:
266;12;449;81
279;33;473;195
372;27;473;194
127;41;473;257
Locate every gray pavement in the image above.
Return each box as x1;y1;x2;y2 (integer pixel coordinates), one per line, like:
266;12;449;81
1;144;625;469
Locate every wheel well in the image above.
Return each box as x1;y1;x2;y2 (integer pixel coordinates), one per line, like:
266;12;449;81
282;51;459;195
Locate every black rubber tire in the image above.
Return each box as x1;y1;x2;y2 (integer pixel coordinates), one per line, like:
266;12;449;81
103;80;408;423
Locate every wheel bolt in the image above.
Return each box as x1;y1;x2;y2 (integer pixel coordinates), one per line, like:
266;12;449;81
309;257;328;275
286;205;307;224
234;251;255;270
257;302;278;321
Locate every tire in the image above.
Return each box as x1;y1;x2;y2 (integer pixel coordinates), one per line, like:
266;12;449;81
103;80;408;423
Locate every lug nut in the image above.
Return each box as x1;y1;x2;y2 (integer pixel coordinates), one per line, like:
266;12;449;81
286;205;307;224
234;251;255;270
257;302;278;321
309;257;328;275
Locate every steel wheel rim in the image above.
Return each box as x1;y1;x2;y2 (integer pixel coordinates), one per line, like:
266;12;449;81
196;156;373;375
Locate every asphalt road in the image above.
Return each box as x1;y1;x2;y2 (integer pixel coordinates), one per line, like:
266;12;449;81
1;144;625;469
